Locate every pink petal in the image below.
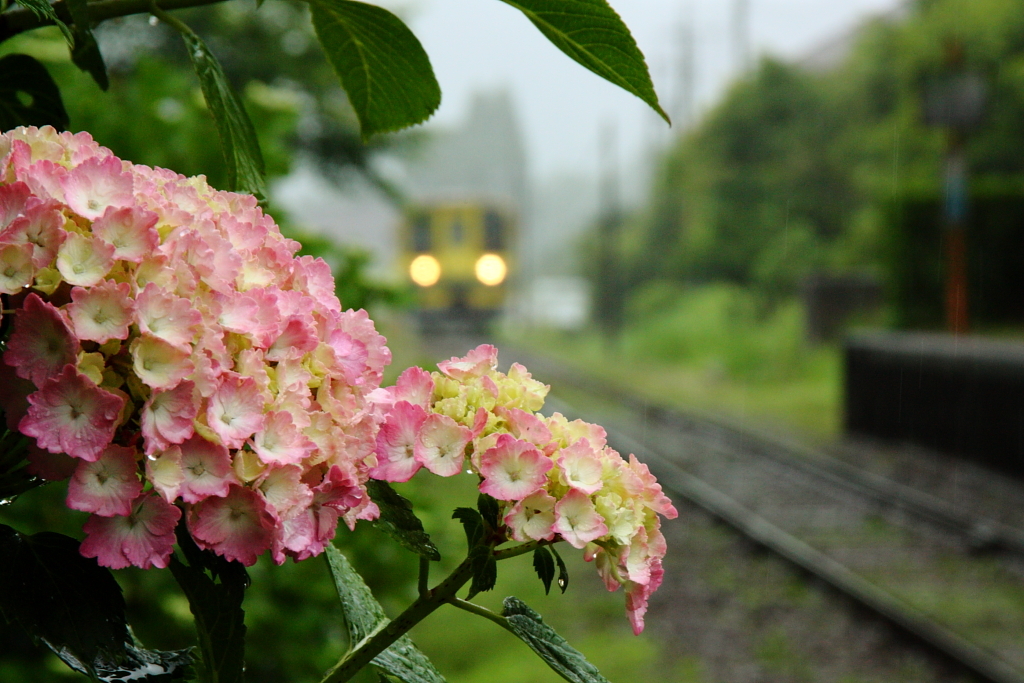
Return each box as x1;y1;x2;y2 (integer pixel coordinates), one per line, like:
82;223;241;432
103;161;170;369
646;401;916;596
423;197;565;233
553;488;609;549
80;492;181;569
414;413;471;477
19;365;125;461
478;434;553;501
67;445;142;516
4;292;79;385
177;434;238;503
189;485;275;565
206;373;266;449
437;344;498;380
369;401;426;482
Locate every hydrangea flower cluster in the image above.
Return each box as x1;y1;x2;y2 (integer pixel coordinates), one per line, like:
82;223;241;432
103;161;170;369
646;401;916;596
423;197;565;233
371;344;678;634
0;127;390;569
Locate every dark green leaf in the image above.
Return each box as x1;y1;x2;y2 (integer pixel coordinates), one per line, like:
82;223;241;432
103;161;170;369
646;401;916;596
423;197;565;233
452;507;483;548
14;0;73;45
168;531;248;683
0;54;69;131
367;480;441;561
0;525;192;681
532;547;555;595
502;597;610;683
170;20;266;198
551;545;569;593
477;493;500;533
307;0;440;138
66;0;109;90
497;0;668;123
452;508;495;598
324;545;446;683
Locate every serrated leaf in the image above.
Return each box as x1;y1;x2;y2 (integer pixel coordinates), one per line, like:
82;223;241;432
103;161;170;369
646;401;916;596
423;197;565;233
550;545;569;593
477;493;500;533
0;525;192;682
0;54;69;131
367;480;441;561
324;545;446;683
307;0;440;138
66;0;109;90
452;507;484;548
168;531;248;683
14;0;73;45
497;0;668;123
171;21;266;198
532;547;555;595
502;597;610;683
452;508;495;598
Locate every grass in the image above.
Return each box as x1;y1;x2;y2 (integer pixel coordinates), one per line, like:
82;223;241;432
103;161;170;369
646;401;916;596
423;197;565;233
502;283;845;440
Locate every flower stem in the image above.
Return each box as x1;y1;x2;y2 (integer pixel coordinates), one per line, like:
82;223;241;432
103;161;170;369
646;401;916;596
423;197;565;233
447;598;516;634
319;557;475;683
417;556;429;597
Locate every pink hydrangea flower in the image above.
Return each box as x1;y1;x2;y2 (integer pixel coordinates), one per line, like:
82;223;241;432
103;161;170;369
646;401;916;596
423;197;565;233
80;492;181;569
66;445;143;516
478;434;552;501
65;280;135;343
189;485;275;565
415;413;471;477
19;365;125;461
370;401;427;482
4;293;78;385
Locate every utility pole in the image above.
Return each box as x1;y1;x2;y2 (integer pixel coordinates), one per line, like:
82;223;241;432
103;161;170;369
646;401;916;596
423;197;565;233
673;8;696;129
595;123;624;346
732;0;751;75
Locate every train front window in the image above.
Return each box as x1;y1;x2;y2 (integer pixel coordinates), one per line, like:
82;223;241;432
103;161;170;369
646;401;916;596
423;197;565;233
411;214;430;252
484;210;503;250
451;216;464;244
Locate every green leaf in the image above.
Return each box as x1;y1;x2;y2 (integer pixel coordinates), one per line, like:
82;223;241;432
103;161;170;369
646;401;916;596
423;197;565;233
477;493;500;533
168;530;248;683
366;480;441;561
324;545;446;683
307;0;440;138
551;545;569;593
65;0;109;90
501;597;610;683
497;0;668;123
452;508;496;598
168;19;266;198
0;524;192;681
532;547;555;595
452;507;484;548
14;0;73;45
0;54;69;131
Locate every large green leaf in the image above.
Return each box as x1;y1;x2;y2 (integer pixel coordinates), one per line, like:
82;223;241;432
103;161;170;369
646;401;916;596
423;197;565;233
307;0;440;138
0;525;192;681
324;544;446;683
0;54;69;131
366;480;441;561
14;0;73;44
167;19;266;198
497;0;668;123
169;530;249;683
66;0;109;90
502;597;610;683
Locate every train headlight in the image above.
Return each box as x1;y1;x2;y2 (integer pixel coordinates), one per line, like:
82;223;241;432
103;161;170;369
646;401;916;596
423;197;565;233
409;255;441;287
474;254;507;286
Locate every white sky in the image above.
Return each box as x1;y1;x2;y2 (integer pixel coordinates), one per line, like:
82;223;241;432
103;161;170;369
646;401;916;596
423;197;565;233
396;0;903;181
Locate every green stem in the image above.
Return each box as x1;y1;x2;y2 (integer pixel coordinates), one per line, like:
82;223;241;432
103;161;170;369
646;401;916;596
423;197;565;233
319;557;475;683
494;539;552;561
447;598;516;634
0;0;224;45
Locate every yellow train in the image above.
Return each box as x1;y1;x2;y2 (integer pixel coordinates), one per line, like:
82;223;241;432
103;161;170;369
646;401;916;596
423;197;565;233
399;203;515;331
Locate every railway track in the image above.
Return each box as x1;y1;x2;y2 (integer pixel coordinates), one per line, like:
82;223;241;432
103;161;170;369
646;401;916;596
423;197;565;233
422;335;1024;683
